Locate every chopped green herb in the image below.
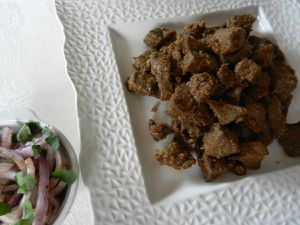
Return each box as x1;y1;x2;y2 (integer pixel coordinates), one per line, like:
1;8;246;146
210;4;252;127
16;171;36;194
42;127;59;151
32;145;43;158
12;200;35;225
17;124;32;144
12;220;21;225
22;200;35;224
0;202;11;216
25;121;41;134
52;169;77;185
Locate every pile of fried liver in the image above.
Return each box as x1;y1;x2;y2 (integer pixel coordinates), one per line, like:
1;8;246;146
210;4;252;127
126;14;299;182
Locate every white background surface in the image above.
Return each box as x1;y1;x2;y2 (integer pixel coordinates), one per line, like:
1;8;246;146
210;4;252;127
55;0;300;224
0;1;94;225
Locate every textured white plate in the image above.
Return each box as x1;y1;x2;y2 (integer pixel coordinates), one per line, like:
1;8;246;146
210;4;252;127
0;1;93;225
108;5;300;204
56;0;300;224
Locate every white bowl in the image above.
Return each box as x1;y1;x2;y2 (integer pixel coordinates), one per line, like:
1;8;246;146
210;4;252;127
0;108;79;225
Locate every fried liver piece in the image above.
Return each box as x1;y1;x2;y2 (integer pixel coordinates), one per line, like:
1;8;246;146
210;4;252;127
133;50;153;73
248;35;270;46
273;44;285;62
156;139;196;170
247;72;270;100
282;94;293;117
149;119;173;141
217;64;242;88
186;73;218;104
207;100;247;125
220;44;253;65
252;44;274;69
235;58;261;84
144;27;176;49
203;123;239;159
244;97;267;133
226;14;256;34
253;126;273;146
231;141;268;169
248;35;275;68
172;119;203;149
126;72;158;96
224;87;243;105
209;27;246;55
160;43;184;82
183;21;206;38
176;34;210;54
149;53;174;100
167;84;212;126
227;161;247;176
271;64;297;100
197;155;228;182
278;122;300;157
266;96;286;138
182;51;218;74
230;123;254;143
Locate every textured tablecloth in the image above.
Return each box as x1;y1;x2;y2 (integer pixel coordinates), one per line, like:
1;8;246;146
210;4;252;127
55;0;300;224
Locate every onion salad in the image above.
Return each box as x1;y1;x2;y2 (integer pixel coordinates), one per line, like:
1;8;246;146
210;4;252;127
0;121;77;225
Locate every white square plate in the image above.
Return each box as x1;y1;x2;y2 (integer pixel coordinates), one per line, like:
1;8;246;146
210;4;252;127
108;5;300;204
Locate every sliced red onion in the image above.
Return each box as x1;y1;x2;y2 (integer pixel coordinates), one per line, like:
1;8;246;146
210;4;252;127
14;145;34;158
0;162;14;173
54;150;63;171
5;191;34;222
48;194;59;212
0;214;17;224
46;144;55;171
0;147;26;170
1;127;13;148
33;155;49;225
25;158;35;177
11;191;32;218
49;150;64;189
49;178;58;189
2;184;18;192
30;185;38;208
9;158;36;217
8;193;22;206
50;181;67;196
0;169;17;181
46;194;60;224
9;158;36;218
15;137;45;158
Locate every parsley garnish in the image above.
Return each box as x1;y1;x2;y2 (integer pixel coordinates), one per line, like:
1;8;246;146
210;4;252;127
15;171;36;195
12;200;35;225
25;121;41;134
0;202;11;216
16;124;32;144
32;145;43;158
42;127;59;151
52;169;77;184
